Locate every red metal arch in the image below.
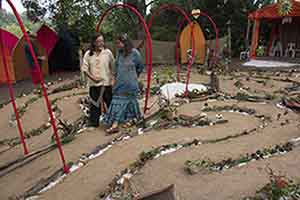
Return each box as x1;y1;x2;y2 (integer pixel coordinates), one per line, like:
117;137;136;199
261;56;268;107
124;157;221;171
96;4;153;114
0;30;28;154
1;0;69;173
148;4;195;94
175;11;219;78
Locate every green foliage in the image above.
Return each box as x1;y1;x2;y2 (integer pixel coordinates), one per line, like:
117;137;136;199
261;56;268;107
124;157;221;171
21;0;47;22
17;0;107;42
18;0;149;42
0;9;16;27
0;10;41;37
15;0;291;51
244;168;300;200
152;67;176;86
256;45;265;57
4;24;23;37
148;0;259;56
150;25;178;41
185;143;294;176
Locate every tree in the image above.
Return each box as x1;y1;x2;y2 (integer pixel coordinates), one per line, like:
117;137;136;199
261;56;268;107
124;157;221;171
21;0;47;22
19;0;289;54
0;9;41;37
21;0;109;42
147;0;259;55
125;0;147;16
0;9;17;27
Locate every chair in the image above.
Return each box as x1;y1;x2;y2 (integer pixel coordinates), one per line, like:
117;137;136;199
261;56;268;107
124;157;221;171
269;40;283;57
285;42;296;58
240;49;250;60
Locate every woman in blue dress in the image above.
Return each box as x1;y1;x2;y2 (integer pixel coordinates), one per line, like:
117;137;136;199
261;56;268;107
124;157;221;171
104;33;144;133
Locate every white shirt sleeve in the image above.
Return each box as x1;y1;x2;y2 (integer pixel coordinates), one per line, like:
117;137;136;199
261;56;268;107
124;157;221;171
81;51;90;73
107;49;115;74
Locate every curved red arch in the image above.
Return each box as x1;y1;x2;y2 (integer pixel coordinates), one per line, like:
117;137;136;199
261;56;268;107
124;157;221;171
175;12;219;78
0;29;28;155
96;4;153;114
148;4;195;95
1;0;69;173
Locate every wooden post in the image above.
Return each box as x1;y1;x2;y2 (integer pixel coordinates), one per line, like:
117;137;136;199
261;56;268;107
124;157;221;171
245;19;251;50
250;18;260;58
228;23;231;61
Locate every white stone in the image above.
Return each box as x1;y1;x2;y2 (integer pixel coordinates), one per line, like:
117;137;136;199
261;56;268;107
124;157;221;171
38;174;67;193
237;162;247;167
138;128;144;135
243;59;299;68
122;136;131;141
69;162;84;173
150;120;158;126
88;145;112;160
160;82;207;100
25;196;39;200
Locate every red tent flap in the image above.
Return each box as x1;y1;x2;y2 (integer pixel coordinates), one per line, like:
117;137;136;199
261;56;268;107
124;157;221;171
0;28;18;55
36;25;58;56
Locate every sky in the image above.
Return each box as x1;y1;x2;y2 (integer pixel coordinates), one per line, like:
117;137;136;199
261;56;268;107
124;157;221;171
2;0;25;13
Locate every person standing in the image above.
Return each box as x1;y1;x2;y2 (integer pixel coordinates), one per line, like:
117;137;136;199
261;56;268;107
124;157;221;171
24;33;46;85
81;33;114;128
104;33;144;134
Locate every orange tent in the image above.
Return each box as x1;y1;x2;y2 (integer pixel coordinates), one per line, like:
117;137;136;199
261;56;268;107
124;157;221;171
248;0;300;58
0;29;18;84
12;36;48;82
180;21;206;64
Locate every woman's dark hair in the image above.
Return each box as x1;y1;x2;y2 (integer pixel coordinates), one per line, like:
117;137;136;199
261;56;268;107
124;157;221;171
89;32;104;56
117;33;134;56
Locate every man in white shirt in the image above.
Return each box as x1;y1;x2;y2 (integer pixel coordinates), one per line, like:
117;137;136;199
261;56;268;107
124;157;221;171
81;33;114;127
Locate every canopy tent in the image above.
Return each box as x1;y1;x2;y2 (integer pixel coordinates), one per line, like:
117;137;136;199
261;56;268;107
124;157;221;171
249;1;300;20
12;36;48;82
248;0;300;58
48;27;80;73
0;28;19;84
36;24;58;56
180;21;206;64
36;24;80;74
0;28;18;52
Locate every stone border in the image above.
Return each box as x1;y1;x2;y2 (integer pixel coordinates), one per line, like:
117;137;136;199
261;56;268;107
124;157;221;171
21;100;271;199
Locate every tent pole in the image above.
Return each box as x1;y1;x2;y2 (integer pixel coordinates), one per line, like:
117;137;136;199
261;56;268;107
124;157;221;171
6;0;69;173
250;18;260;58
0;28;29;155
245;19;251;50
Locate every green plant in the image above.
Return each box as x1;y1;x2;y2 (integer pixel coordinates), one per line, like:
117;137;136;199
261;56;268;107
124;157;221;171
244;167;300;200
157;68;176;85
185;142;294;175
256;45;265;57
234;80;244;88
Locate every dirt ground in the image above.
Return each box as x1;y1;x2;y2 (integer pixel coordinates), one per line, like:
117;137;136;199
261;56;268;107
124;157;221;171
0;71;79;105
0;66;300;200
